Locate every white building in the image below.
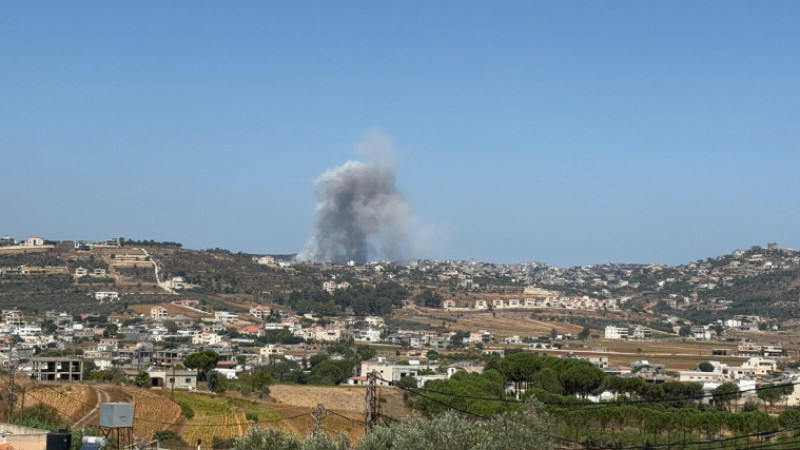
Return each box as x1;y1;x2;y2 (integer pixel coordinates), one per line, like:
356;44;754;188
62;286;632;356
25;236;44;246
250;305;269;320
357;360;439;387
192;331;226;346
630;326;652;340
169;277;185;289
256;255;275;266
294;325;344;342
604;325;629;340
355;328;383;343
215;311;239;324
323;280;351;293
95;291;119;301
150;307;168;321
678;371;723;383
259;345;284;359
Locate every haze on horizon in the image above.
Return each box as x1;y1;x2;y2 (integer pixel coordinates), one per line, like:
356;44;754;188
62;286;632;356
1;2;798;268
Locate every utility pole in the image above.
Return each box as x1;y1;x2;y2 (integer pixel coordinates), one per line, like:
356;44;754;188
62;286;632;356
365;371;379;434
6;345;17;420
171;363;176;399
311;403;325;435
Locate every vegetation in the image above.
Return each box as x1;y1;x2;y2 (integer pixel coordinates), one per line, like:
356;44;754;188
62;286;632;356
414;289;444;308
232;401;552;450
120;238;183;248
274;281;409;316
183;349;221;380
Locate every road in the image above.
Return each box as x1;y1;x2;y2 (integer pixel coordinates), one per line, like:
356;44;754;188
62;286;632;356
140;248;177;295
74;387;111;429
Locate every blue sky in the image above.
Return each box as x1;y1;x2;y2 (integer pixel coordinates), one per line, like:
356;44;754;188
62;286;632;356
2;2;798;267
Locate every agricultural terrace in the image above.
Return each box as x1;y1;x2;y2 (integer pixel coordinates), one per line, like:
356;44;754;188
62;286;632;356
25;384;94;423
172;391;250;445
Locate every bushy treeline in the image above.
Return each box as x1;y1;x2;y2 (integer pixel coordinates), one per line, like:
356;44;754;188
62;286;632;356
274;281;409;316
120;238;182;248
403;352;800;448
548;405;800;448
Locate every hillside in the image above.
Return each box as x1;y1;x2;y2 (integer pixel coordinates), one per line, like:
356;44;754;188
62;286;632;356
3;240;800;328
13;378;406;447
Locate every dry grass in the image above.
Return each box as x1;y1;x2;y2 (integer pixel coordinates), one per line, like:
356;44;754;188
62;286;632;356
172;391;248;445
25;384;94;423
399;309;585;336
118;386;183;438
269;384;411;420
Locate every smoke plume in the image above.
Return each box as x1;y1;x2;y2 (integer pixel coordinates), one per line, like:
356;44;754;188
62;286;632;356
297;130;413;265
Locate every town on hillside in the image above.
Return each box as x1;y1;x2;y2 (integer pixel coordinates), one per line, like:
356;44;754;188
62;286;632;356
2;236;800;448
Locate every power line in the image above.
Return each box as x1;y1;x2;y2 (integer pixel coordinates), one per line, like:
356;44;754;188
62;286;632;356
547;425;800;450
719;435;800;450
384;380;488;420
326;408;364;425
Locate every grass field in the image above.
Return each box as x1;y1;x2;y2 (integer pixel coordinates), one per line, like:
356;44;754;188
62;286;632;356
25;384;94;423
172;390;249;445
269;384;411;419
395;309;585;336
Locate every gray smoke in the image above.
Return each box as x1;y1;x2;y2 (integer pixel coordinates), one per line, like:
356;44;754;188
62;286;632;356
297;131;413;265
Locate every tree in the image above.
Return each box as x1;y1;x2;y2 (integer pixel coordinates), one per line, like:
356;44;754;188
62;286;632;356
395;376;418;390
679;324;692;337
163;320;179;334
356;345;377;361
360;401;552;450
14;403;62;429
232;427;300;450
550;328;558;340
449;331;470;349
82;360;98;380
237;368;273;396
560;361;605;398
698;361;715;372
309;359;355;385
103;323;119;338
712;382;741;410
532;367;562;395
502;352;542;395
183;350;220;380
134;370;151;388
757;383;786;409
207;370;227;393
779;408;800;430
42;319;58;334
578;326;591;340
412;370;508;417
415;289;444;308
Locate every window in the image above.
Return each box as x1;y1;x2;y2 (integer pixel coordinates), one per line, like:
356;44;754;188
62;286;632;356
185;378;191;383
